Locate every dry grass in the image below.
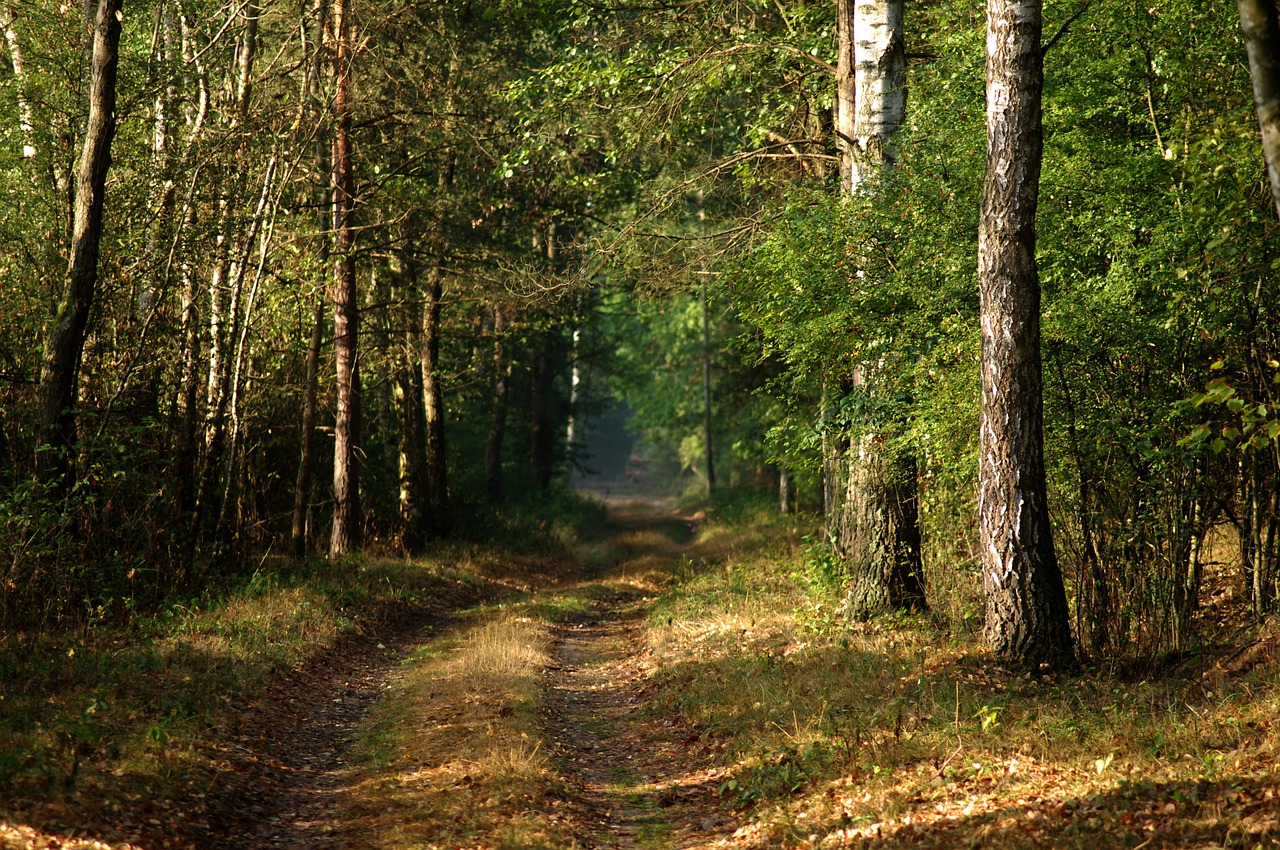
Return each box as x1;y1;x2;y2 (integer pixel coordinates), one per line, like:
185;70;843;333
0;549;509;849
645;534;1280;850
338;611;580;849
462;615;552;680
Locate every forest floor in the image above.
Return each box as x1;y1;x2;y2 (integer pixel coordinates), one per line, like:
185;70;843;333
3;499;1280;849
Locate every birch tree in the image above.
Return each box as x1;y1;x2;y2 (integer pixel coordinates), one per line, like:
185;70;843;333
829;0;926;617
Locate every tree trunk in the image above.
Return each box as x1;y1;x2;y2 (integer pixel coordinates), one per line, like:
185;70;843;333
1238;0;1280;221
835;0;856;193
292;299;325;557
2;6;37;159
528;223;559;495
422;260;449;535
832;0;924;618
486;309;510;506
34;0;122;492
850;0;906;189
978;0;1075;671
529;342;555;494
173;241;202;519
329;0;361;556
566;324;582;449
215;156;276;542
291;9;330;555
389;243;426;552
842;447;925;614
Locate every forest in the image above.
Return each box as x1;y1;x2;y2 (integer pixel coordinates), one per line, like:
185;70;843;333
1;0;1280;847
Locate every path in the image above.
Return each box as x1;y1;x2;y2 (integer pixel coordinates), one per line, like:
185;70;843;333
195;607;449;849
537;506;733;849
194;500;734;850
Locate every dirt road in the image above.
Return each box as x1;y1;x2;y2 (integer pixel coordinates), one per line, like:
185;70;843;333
197;499;734;850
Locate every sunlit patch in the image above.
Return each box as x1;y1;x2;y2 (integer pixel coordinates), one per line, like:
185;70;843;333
0;821;143;850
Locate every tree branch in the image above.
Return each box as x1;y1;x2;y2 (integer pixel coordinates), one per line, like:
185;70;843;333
1043;1;1092;58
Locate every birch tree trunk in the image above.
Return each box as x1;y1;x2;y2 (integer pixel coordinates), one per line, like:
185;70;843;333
2;7;37;159
215;156;277;539
849;0;906;189
329;0;361;556
35;0;122;492
830;0;925;617
978;0;1075;670
197;0;259;532
1238;0;1280;221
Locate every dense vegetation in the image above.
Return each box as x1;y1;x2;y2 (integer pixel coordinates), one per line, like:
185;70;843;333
1;0;1278;672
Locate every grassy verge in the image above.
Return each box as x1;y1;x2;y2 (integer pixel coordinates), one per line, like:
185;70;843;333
0;545;524;848
644;533;1280;849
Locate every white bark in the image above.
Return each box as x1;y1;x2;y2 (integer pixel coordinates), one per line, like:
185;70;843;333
1;7;35;157
566;326;582;446
850;0;906;192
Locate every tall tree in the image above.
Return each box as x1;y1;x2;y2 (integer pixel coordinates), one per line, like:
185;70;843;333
329;0;361;555
34;0;122;491
830;0;926;617
485;308;511;505
421;258;448;535
1238;0;1280;221
977;0;1074;670
292;299;325;556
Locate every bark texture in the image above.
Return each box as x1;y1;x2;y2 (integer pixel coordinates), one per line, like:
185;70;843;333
830;0;924;618
1238;0;1280;221
35;0;122;490
850;0;906;189
840;447;925;613
291;300;324;557
329;0;361;556
422;261;449;535
2;7;36;158
978;0;1075;670
835;0;856;191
